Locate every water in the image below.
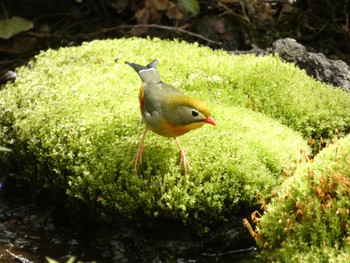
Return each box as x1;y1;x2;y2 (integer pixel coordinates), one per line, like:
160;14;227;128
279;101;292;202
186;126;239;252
0;200;262;263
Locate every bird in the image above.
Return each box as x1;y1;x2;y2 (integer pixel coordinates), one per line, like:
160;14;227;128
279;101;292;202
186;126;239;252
126;59;216;175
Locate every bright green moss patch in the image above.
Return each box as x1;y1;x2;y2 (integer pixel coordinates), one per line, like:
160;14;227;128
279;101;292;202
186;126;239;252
2;37;342;229
255;135;350;262
67;105;306;224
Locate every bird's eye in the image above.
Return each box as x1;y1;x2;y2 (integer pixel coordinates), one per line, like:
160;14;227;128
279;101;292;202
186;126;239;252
191;109;199;117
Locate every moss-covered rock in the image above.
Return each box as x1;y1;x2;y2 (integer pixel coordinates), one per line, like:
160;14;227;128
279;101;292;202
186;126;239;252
255;135;350;262
2;37;348;230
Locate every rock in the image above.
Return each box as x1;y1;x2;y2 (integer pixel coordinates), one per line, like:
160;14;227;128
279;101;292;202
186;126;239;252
269;38;350;91
0;70;18;85
232;38;350;91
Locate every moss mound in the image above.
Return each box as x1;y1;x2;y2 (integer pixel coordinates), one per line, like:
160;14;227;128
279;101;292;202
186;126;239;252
255;135;350;262
2;37;346;229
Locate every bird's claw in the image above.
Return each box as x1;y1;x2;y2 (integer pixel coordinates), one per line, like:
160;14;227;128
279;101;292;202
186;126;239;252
130;128;148;173
130;144;144;172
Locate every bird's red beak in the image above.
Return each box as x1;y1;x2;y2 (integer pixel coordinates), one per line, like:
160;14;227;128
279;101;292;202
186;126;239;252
204;116;217;126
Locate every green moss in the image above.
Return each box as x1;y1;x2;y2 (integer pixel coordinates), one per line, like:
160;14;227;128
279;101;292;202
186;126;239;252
256;135;350;262
0;146;11;152
3;37;345;229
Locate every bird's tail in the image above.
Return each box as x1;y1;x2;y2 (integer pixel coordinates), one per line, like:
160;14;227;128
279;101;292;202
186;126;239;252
125;59;161;85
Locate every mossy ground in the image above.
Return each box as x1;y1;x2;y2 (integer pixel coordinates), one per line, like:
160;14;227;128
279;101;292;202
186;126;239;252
0;38;349;240
255;135;350;262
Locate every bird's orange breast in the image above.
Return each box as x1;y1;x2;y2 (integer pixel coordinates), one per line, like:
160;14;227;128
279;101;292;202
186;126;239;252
151;119;205;138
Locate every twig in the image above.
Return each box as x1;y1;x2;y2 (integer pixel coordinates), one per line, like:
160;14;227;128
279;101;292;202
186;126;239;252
239;0;250;22
6;249;33;263
27;24;222;45
97;24;222;45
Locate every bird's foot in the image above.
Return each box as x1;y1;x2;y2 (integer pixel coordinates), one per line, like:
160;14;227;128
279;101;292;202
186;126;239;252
130;143;144;172
130;128;148;173
179;149;190;175
175;137;189;175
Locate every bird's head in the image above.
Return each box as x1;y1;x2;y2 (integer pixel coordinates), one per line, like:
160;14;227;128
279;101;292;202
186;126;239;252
164;95;217;128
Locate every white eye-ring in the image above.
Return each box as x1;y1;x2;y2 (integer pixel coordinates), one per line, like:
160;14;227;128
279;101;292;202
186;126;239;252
191;109;199;117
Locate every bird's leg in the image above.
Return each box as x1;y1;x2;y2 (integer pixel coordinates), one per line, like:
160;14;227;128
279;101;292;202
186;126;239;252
130;128;148;172
175;137;189;175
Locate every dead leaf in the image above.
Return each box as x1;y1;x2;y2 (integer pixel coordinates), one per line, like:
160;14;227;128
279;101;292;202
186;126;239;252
167;2;183;20
214;18;226;34
110;0;130;13
135;8;150;24
149;0;169;11
281;2;293;13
